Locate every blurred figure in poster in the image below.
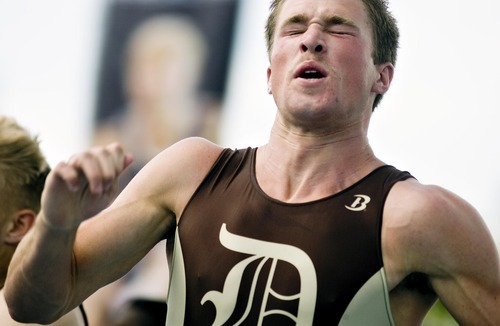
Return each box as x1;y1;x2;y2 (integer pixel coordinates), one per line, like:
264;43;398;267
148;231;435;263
93;14;209;186
85;14;209;326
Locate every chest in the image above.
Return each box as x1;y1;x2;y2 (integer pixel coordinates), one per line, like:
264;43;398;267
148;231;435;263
174;165;388;324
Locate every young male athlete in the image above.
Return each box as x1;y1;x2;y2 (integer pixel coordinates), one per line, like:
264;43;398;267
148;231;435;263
5;0;500;324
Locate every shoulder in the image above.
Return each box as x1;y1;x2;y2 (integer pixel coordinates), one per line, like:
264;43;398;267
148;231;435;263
382;178;498;286
149;137;224;182
167;136;225;161
115;137;225;214
124;137;223;184
385;178;477;229
384;178;488;246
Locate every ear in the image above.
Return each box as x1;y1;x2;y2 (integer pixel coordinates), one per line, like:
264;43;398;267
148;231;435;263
267;66;273;94
371;62;394;95
4;209;36;245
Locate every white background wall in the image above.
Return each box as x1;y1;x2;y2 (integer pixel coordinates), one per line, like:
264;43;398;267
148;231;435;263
1;0;499;243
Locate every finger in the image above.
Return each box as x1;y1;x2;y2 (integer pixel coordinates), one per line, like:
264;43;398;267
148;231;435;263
50;161;81;192
68;151;106;194
104;143;134;191
105;142;128;174
70;143;131;194
96;143;133;191
124;152;134;170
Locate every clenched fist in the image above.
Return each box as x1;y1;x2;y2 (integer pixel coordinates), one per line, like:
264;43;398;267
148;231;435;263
41;142;134;230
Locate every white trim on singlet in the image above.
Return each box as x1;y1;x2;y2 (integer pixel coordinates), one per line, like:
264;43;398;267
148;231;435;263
166;229;186;325
339;267;395;326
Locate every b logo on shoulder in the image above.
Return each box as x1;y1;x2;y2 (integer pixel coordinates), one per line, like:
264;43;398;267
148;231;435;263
345;195;371;212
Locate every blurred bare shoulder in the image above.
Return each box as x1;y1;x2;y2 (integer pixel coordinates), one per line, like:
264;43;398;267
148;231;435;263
114;137;225;219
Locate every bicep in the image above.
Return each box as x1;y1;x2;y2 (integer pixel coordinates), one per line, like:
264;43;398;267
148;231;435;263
69;137;221;304
72;197;174;303
70;151;178;304
430;214;500;324
415;187;500;324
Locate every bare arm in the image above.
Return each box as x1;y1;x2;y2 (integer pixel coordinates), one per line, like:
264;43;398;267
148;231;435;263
3;142;136;323
425;188;500;325
1;290;86;326
4;138;223;323
384;180;500;325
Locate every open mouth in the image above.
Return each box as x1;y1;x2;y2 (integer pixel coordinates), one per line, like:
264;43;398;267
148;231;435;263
300;69;325;79
295;63;327;80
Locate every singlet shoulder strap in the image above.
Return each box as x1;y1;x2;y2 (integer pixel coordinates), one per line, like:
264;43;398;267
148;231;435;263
79;304;89;326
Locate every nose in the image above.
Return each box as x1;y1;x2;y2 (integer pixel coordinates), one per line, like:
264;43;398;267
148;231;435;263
300;27;326;54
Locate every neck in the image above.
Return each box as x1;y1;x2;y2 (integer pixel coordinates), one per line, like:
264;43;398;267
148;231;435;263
0;245;15;289
256;120;383;203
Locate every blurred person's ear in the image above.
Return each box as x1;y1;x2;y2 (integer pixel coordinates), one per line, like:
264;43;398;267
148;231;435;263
4;210;36;245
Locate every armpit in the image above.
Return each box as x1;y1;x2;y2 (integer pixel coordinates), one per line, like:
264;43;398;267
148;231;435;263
394;272;435;296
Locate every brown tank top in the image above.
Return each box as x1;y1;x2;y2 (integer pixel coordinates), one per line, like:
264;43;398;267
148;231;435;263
166;147;413;325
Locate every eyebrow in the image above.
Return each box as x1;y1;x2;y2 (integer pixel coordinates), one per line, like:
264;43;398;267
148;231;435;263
283;14;358;29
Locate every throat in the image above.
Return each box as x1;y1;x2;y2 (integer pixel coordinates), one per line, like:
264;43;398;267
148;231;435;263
256;161;372;204
255;146;383;204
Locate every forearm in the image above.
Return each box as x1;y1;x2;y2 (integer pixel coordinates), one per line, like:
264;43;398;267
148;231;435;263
4;215;78;324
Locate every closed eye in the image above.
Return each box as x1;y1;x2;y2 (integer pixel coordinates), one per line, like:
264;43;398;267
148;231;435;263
288;29;305;36
325;15;359;36
283;24;307;36
327;29;353;36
